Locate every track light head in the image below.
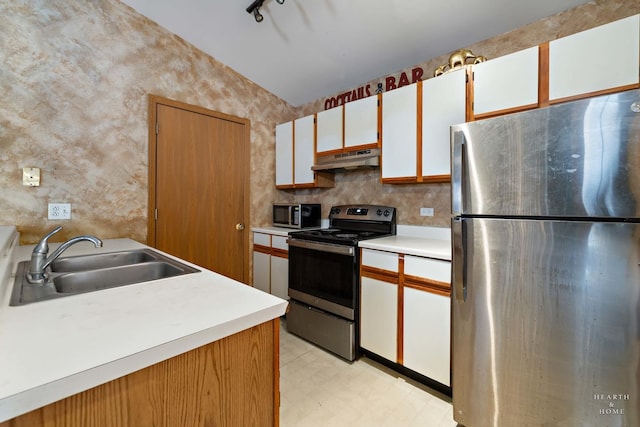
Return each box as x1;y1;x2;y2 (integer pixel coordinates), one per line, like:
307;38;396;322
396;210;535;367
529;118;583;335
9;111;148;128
246;0;264;14
246;0;284;23
253;8;264;22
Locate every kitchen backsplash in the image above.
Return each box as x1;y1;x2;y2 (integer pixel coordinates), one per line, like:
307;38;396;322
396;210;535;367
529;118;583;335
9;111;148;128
1;0;637;243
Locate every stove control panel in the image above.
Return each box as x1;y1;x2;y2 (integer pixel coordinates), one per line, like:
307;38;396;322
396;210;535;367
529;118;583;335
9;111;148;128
346;207;368;215
329;205;396;222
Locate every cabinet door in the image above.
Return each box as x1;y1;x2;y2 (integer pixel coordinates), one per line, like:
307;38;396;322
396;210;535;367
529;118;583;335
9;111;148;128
270;256;288;300
422;69;466;178
549;14;640;102
270;236;289;300
403;287;451;386
361;277;397;362
316;106;343;153
252;251;270;293
344;95;379;149
293;115;316;185
275;121;293;187
472;46;539;116
381;83;418;180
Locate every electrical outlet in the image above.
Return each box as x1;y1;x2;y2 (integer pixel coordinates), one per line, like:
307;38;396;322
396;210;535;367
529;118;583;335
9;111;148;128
420;207;434;217
48;203;71;220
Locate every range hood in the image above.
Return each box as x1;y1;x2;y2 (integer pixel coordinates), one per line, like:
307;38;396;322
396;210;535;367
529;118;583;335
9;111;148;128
312;148;380;172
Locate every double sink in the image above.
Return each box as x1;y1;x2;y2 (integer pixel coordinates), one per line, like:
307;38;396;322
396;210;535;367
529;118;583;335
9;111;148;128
11;249;199;306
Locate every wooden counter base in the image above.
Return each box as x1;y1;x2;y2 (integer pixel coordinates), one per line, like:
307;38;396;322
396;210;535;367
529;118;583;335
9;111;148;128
1;319;279;427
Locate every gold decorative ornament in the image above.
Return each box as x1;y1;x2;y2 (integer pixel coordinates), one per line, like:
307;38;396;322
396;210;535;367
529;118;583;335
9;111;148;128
433;49;487;77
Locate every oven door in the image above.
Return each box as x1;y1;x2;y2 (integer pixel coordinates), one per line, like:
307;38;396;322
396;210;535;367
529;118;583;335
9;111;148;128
287;238;358;320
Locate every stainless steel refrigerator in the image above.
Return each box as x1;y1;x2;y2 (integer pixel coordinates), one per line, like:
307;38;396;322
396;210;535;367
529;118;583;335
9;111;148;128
451;89;640;427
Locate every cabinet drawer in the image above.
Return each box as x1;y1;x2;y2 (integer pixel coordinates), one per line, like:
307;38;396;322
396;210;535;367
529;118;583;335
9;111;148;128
253;233;271;247
361;248;399;272
271;236;289;251
404;255;450;290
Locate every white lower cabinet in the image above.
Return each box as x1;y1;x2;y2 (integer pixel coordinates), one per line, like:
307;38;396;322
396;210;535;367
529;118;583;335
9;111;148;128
270;236;289;300
252;232;288;299
252;250;271;294
361;277;397;361
403;287;451;386
360;247;451;387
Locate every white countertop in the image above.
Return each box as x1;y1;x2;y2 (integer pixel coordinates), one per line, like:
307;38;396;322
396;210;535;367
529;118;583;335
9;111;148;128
251;226;293;237
359;235;451;260
0;233;288;422
359;225;452;261
253;224;452;261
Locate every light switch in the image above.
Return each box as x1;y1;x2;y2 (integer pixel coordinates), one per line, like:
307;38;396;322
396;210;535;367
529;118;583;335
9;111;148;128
22;167;40;186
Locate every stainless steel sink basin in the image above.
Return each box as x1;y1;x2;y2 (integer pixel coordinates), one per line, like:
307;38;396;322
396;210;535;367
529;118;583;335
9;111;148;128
10;249;199;306
50;250;158;272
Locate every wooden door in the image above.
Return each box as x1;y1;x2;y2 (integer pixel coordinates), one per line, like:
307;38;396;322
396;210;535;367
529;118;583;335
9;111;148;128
148;96;250;283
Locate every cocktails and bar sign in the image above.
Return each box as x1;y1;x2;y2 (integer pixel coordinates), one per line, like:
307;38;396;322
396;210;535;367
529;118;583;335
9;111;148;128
323;66;424;110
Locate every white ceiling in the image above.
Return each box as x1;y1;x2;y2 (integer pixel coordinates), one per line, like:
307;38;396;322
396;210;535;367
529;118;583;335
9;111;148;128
122;0;592;107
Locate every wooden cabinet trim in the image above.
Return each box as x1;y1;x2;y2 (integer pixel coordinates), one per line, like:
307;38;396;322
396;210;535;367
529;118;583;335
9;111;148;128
549;83;640;106
271;247;288;259
404;274;451;296
473;103;539;121
345;142;379;152
538;42;550;108
416;81;423;181
253;244;271;255
361;265;399;283
397;255;405;365
465;66;474;122
420;174;451;183
381;176;419;184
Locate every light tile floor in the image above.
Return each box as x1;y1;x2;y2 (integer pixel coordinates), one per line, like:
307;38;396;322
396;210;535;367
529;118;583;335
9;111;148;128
279;320;457;427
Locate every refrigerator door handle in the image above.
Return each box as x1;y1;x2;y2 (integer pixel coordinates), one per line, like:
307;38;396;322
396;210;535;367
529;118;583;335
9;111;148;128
451;130;465;216
452;217;466;302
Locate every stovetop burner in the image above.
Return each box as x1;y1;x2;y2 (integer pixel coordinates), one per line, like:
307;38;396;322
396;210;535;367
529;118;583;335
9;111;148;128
335;233;359;239
288;204;396;246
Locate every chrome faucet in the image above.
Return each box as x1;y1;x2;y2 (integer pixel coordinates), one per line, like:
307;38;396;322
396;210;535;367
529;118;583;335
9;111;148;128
27;226;103;284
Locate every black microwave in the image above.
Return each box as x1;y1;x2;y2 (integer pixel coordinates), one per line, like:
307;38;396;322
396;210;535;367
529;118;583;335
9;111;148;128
273;203;321;229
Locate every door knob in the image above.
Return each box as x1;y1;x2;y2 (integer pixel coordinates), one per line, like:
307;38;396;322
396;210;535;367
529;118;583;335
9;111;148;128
235;223;245;231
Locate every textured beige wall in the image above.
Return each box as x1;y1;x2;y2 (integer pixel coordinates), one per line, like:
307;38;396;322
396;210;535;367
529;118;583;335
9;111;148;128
0;0;294;244
1;0;639;244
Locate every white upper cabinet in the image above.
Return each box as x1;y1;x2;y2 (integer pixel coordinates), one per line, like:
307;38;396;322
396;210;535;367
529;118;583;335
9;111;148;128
381;83;418;180
422;69;466;178
472;46;539;116
344;95;379;149
316;105;343;153
549;14;640;102
293;115;315;185
275;121;293;187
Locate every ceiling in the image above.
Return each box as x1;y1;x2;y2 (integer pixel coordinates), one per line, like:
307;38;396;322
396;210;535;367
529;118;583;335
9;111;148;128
121;0;592;107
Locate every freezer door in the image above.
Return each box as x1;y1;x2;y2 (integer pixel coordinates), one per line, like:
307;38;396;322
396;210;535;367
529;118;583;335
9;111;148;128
452;218;640;427
451;89;640;218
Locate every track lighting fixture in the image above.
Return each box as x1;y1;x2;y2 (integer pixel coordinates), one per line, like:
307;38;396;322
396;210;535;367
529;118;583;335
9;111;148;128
246;0;264;22
246;0;284;23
